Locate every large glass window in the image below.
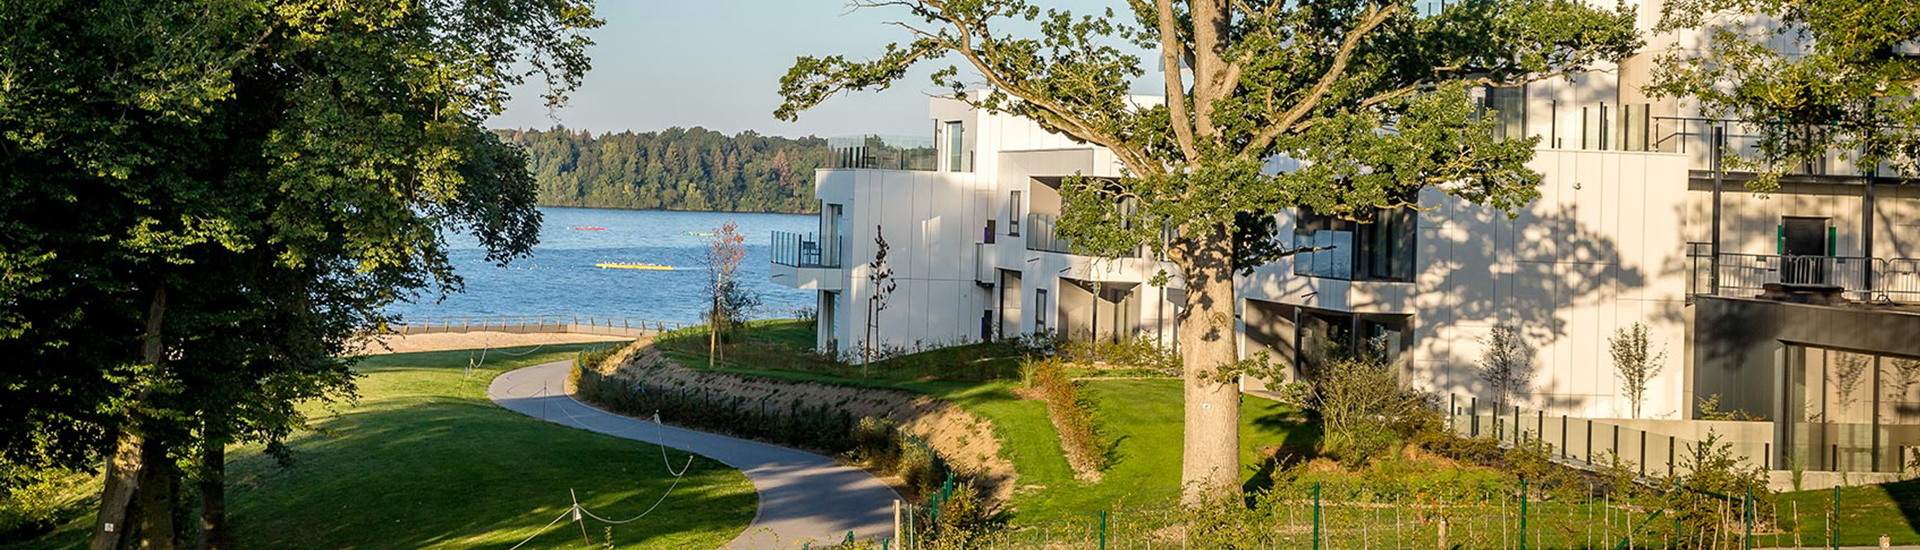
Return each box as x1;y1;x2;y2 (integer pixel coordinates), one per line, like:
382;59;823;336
1783;345;1920;473
1293;207;1416;282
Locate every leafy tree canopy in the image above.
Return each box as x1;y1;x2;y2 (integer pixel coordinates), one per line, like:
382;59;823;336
1651;0;1920;190
777;0;1639;500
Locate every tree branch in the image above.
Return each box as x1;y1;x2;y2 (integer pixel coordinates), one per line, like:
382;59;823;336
1155;0;1201;163
1244;1;1399;156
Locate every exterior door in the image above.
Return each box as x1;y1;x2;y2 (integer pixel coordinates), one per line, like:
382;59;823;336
1781;217;1829;284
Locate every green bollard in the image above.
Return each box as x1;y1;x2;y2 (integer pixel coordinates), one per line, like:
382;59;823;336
1832;485;1841;550
1314;482;1323;550
1746;487;1754;550
1519;477;1528;550
1099;510;1108;550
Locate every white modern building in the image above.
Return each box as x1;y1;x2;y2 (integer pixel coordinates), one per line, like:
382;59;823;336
771;14;1920;487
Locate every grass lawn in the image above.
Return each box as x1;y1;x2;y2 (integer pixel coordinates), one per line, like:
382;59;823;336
1773;478;1920;546
4;343;756;550
662;320;1313;523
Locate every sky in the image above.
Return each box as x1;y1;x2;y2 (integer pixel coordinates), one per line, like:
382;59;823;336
486;0;1152;139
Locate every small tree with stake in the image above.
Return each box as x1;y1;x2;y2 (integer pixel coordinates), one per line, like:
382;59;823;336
863;226;897;376
1609;322;1666;419
1477;325;1533;410
705;221;752;369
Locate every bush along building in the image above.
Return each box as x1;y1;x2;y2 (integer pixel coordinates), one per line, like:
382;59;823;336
770;17;1920;493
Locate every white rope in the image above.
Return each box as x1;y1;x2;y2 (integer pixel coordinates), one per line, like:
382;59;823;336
504;507;575;550
575;471;687;525
534;379;698;525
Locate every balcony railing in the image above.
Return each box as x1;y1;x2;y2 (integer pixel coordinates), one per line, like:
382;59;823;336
827;134;936;171
1687;246;1920;304
771;230;841;268
1651;117;1908;178
1025;213;1071;254
1024;213;1153;258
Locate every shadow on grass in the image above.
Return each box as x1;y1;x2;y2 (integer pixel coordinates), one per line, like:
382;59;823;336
225;346;754;550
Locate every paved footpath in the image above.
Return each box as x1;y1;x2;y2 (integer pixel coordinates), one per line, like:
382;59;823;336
489;360;900;549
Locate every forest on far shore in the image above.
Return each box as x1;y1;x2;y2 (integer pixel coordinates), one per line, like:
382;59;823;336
504;127;830;213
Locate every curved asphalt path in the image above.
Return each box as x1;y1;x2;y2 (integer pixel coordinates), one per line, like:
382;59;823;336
488;360;900;549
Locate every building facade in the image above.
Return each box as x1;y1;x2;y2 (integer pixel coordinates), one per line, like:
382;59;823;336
771;18;1920;486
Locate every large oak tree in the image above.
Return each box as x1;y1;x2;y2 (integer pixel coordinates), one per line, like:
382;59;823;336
777;0;1638;501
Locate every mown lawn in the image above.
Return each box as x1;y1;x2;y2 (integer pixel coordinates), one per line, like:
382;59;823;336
1773;478;1920;546
4;344;756;550
664;320;1312;523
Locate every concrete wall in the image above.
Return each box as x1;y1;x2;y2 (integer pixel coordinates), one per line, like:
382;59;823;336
1242;149;1694;418
827;168;993;358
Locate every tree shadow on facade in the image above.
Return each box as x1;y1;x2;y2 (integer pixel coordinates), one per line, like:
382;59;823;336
1422;201;1649;414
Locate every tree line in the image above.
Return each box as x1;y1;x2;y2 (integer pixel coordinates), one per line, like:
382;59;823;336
505;127;830;213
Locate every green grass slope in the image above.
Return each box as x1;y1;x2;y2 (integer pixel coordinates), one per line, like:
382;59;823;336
5;344;756;550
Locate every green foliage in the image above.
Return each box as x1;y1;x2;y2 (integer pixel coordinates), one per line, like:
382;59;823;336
1696;394;1764;421
505;127;829;212
1654;431;1774;546
1609;322;1666;419
1054;335;1181;376
1024;357;1110;474
776;0;1638;259
1651;0;1920;190
0;468;88;543
1300;351;1436;465
574;358;989;512
0;0;601;518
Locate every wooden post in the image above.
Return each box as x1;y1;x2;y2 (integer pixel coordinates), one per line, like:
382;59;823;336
571;488;590;545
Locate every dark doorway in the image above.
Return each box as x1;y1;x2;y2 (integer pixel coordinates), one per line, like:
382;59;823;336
1782;217;1830;284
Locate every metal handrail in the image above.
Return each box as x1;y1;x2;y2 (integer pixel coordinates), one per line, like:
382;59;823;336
771;230;842;268
1686;250;1920;304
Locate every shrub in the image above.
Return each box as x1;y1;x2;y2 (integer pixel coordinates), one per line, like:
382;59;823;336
1300;351;1436;465
0;468;73;541
1055;335;1180;375
1024;356;1108;474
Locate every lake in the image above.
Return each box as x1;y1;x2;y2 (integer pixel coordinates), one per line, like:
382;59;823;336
388;206;817;326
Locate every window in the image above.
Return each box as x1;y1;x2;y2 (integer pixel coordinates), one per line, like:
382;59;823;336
946;121;965;172
1484;85;1526;141
1293;207;1415;282
1008;190;1023;236
1034;289;1049;333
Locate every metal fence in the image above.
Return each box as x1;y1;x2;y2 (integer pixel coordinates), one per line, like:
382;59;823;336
1444;395;1771;480
1686;247;1920;304
882;479;1870;550
772;230;842;268
389;314;688;337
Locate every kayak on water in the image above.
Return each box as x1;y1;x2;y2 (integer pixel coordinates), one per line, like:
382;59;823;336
595;262;674;271
682;230;715;237
571;226;607;231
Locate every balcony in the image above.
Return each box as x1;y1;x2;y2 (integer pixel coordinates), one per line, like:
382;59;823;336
1024;213;1153;259
771;230;841;268
1688;244;1920;304
827;134;936;171
770;231;843;291
1651;117;1907;178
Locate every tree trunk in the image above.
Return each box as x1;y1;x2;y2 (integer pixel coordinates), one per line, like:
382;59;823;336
134;442;177;550
198;442;228;550
91;284;167;550
1176;230;1242;503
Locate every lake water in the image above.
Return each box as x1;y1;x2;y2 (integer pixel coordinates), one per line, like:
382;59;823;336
389;207;817;325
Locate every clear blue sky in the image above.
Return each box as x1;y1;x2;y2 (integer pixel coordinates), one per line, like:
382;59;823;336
487;0;1150;139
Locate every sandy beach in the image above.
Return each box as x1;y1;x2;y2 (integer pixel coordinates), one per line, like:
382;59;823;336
354;331;636;355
